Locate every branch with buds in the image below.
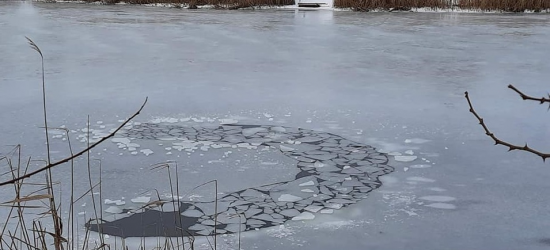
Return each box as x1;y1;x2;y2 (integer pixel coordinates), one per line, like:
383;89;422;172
465;85;550;161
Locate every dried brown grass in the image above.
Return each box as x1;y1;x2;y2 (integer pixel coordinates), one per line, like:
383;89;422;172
333;0;450;11
458;0;550;12
333;0;550;11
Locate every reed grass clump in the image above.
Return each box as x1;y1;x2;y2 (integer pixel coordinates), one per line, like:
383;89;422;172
0;38;229;250
333;0;549;11
458;0;550;12
333;0;451;11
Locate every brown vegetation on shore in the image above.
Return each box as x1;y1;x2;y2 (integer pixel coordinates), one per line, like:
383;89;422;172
333;0;550;12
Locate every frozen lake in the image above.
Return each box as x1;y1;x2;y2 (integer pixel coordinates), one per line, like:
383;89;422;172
1;2;550;249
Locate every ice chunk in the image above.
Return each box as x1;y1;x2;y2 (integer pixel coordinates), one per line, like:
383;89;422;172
181;209;204;217
394;155;417;162
405;150;414;155
140;149;154;156
104;199;125;206
301;189;315;193
105;206;123;214
292;212;315;221
325;203;343;210
304;205;323;213
278;194;303;202
280;209;301;217
131;196;151;204
242;127;267;137
299;181;315;187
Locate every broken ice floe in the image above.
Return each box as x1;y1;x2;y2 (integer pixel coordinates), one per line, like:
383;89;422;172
89;123;394;237
130;196;151;204
394;155;418;162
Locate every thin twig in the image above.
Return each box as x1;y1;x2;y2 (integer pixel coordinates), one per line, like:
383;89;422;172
508;84;550;105
0;97;148;186
465;91;550;161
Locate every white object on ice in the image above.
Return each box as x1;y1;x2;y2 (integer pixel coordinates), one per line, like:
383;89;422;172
394;155;418;162
131;196;151;204
105;206;123;214
140;149;154;156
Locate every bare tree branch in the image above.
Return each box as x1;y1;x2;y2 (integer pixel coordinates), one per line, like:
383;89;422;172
465;91;550;162
0;97;148;187
508;84;550;106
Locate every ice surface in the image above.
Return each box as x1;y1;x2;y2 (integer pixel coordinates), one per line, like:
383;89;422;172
425;203;457;209
404;139;431;144
406;177;436;183
2;4;550;249
428;187;447;192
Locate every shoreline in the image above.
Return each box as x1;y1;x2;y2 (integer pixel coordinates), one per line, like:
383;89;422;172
29;0;550;13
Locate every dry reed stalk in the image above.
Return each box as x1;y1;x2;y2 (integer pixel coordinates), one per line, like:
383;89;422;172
458;0;550;12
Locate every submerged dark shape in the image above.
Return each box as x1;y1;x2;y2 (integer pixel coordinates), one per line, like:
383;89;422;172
90;124;393;238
